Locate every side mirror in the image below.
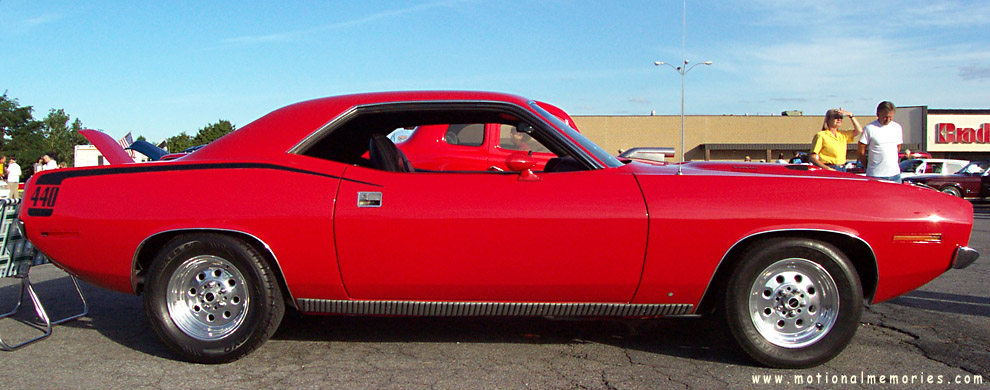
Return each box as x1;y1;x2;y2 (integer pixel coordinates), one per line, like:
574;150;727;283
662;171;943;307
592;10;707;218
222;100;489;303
506;152;536;171
505;152;539;181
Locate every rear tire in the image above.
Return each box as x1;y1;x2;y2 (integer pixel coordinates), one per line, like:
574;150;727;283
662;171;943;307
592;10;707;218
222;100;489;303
144;233;284;363
724;238;862;368
940;186;963;198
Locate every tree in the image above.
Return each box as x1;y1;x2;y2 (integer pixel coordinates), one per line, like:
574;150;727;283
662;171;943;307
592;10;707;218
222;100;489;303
40;108;88;166
165;120;235;152
164;132;195;153
0;93;37;152
1;94;45;175
193;119;236;146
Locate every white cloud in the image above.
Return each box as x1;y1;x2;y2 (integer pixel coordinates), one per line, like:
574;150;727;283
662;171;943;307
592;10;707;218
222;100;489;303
218;0;470;47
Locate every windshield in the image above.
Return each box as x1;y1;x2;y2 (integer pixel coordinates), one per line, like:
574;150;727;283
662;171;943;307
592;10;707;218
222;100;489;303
960;160;990;174
529;102;623;168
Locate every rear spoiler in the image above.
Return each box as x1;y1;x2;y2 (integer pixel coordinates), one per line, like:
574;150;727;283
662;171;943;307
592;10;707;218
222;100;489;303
79;129;134;165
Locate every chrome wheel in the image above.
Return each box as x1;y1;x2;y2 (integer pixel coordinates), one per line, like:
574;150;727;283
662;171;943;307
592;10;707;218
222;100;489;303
748;258;839;348
166;255;249;341
940;186;962;198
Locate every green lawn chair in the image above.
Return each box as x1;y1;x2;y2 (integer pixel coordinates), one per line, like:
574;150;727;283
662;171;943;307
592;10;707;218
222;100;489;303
0;198;88;350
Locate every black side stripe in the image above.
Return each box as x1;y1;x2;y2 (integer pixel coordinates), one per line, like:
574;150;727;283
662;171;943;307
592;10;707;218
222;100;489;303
34;163;381;187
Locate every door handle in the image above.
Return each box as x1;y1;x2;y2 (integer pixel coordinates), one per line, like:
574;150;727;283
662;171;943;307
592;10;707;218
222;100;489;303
357;192;382;208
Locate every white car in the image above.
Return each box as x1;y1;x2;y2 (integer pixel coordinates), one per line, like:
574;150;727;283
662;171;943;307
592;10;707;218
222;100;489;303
387;127;417;143
899;158;969;178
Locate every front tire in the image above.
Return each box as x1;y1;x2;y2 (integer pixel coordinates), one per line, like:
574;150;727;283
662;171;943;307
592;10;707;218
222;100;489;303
724;238;862;368
144;233;284;363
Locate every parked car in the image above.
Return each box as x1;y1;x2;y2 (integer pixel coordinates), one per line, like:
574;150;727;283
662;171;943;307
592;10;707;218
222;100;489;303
899;158;969;178
903;160;990;199
386;127;416;143
899;151;932;160
25;91;977;368
843;160;865;174
618;147;675;163
396;101;578;172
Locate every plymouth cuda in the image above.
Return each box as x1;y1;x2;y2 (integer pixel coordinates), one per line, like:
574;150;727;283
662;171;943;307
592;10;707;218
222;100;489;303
20;91;978;368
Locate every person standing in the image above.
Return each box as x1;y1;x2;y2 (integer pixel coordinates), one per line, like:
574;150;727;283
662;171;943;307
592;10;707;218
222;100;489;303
6;157;20;199
858;101;903;183
810;108;862;171
42;154;58;170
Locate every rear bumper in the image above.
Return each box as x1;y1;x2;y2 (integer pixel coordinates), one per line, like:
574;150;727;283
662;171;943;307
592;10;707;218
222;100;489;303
951;246;980;269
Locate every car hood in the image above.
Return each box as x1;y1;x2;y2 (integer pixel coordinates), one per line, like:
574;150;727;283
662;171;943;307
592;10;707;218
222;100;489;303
622;160;864;180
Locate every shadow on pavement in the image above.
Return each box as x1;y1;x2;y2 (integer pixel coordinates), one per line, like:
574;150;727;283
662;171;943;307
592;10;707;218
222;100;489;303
886;290;990;317
272;312;754;366
0;272;175;359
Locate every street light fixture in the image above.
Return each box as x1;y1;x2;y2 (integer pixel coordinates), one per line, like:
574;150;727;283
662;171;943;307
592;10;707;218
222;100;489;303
654;59;711;174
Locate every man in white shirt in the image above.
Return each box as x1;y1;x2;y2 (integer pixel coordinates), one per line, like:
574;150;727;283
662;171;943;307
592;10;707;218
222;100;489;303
42;154;58;171
858;101;903;183
6;157;20;199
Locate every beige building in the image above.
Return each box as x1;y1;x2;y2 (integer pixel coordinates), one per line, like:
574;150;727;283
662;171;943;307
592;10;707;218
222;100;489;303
574;106;990;161
573;108;933;163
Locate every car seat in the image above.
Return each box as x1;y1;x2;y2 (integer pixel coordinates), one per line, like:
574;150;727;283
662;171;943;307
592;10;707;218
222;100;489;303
369;134;415;172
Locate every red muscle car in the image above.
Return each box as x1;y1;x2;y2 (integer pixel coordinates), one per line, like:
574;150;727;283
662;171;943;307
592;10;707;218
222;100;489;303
20;91;978;368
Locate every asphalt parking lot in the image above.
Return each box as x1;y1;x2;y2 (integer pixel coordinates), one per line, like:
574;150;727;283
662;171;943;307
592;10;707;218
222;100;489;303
1;202;988;389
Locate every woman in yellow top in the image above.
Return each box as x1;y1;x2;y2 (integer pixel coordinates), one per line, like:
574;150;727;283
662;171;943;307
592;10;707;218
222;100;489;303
810;108;862;171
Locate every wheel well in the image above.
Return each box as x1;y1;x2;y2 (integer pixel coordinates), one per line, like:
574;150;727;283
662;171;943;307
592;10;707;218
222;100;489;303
132;230;296;310
697;231;878;314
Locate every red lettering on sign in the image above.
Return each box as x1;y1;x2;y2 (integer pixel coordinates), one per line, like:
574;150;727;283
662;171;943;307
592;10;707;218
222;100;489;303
961;127;974;143
936;123;990;144
936;123;955;143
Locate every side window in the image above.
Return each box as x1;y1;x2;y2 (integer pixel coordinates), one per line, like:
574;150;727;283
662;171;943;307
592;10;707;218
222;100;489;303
931;163;941;174
901;160;922;173
292;103;584;174
498;124;551;153
444;124;485;147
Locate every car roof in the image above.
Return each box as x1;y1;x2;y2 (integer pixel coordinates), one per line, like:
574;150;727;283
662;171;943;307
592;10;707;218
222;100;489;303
184;91;533;161
913;158;969;164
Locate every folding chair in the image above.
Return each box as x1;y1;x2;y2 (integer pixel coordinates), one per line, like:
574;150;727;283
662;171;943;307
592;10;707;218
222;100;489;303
0;198;88;350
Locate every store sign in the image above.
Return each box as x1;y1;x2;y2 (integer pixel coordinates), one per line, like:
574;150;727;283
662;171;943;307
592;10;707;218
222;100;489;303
935;123;990;144
926;114;990;152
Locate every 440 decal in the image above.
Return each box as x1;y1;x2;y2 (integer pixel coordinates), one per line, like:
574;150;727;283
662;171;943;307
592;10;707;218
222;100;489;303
30;185;60;209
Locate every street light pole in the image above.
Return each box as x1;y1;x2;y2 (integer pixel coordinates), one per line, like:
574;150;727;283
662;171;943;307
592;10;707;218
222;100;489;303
654;60;711;174
655;0;710;175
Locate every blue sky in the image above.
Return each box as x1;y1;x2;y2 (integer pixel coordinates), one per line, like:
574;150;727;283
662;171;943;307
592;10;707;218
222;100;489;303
2;0;989;142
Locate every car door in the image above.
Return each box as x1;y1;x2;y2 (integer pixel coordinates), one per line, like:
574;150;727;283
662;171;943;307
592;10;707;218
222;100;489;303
333;166;649;303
